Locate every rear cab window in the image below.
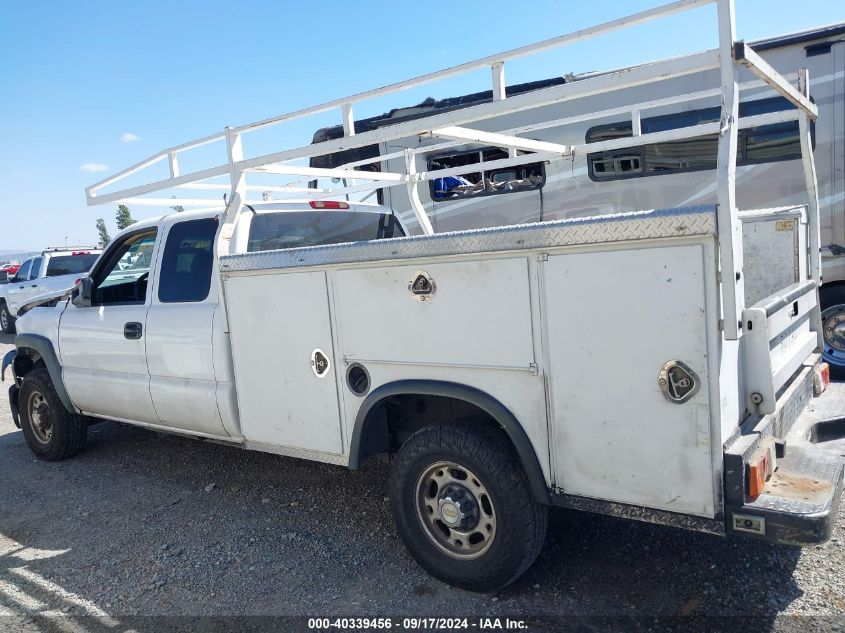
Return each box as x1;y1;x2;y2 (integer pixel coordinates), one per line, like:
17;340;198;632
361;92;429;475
46;253;100;277
247;211;404;253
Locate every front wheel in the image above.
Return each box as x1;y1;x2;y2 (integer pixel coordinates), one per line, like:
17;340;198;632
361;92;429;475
389;421;547;591
0;301;15;334
19;368;87;461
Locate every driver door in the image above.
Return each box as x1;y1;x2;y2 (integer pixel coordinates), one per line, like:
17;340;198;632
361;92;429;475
4;258;34;314
59;227;159;423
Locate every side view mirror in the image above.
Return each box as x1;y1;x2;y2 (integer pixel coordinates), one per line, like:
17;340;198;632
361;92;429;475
72;277;93;308
0;272;7;284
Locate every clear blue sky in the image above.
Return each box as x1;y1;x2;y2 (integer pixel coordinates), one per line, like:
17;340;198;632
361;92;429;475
1;0;843;251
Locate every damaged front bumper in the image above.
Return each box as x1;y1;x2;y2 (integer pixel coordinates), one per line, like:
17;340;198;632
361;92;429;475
725;360;845;544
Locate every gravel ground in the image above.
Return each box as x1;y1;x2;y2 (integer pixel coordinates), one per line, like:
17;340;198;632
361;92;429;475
0;333;842;631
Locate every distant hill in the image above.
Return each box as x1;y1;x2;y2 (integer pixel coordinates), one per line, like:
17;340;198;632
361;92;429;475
0;249;39;263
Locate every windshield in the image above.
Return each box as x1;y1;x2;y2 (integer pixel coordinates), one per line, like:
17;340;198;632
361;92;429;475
45;254;99;277
247;211;404;253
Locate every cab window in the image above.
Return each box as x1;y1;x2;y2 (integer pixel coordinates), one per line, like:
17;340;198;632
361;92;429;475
28;257;43;280
247;211;404;252
91;229;158;305
158;218;218;303
14;259;32;282
46;254;99;277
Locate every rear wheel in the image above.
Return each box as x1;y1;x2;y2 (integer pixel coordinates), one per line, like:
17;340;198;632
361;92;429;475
389;421;547;591
0;301;15;334
820;284;845;377
19;368;86;461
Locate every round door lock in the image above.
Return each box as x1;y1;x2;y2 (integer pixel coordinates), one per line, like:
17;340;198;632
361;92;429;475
311;349;331;378
408;271;436;302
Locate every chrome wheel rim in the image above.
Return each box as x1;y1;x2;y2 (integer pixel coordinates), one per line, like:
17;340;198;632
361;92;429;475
0;307;8;330
822;304;845;368
415;461;496;560
27;390;53;444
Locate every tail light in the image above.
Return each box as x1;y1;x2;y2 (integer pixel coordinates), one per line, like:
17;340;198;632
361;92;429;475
71;251;91;256
309;201;349;210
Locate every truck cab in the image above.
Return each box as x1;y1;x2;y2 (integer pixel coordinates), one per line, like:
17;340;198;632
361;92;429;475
10;203;404;436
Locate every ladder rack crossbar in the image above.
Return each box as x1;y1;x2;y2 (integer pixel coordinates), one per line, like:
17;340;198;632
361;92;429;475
245;108;801;205
114;101;805;209
286;74;795;183
88;48;721;205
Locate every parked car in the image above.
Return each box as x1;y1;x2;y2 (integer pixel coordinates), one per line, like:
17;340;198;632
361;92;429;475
0;262;21;277
0;247;101;334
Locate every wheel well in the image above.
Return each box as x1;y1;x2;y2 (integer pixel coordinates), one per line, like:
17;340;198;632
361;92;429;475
820;280;845;297
372;393;509;456
13;348;44;379
350;380;551;504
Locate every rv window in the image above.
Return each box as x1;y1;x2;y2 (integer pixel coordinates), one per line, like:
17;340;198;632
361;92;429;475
428;148;544;200
587;97;807;181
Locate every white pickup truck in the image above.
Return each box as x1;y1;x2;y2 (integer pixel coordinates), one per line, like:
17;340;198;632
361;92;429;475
4;197;845;590
3;0;844;591
0;247;101;334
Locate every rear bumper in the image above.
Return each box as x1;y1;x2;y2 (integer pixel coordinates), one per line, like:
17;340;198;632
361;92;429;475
725;363;845;545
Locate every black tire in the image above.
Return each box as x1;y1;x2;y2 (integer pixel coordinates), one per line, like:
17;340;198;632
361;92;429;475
19;368;86;461
819;284;845;378
0;301;15;334
389;421;547;591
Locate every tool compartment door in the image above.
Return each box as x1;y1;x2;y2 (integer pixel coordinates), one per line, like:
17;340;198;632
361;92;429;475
544;243;715;516
225;270;342;455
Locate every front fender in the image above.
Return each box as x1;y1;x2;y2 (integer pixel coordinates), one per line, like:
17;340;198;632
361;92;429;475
2;349;16;382
14;334;76;414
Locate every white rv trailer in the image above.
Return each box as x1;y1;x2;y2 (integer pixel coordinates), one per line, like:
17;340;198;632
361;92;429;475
306;22;845;369
8;0;844;590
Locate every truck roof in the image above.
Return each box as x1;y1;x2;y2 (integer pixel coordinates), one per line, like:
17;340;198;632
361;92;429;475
107;201;396;243
41;246;101;256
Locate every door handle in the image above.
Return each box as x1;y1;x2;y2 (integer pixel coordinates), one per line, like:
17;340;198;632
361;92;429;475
31;284;37;288
124;322;143;339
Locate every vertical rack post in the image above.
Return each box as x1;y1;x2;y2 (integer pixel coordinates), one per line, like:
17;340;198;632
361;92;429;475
798;69;821;284
715;0;744;340
219;127;247;257
492;62;518;157
341;103;356;137
404;149;434;235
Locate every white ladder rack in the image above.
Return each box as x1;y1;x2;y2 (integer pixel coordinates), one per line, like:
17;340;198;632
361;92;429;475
85;0;820;341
